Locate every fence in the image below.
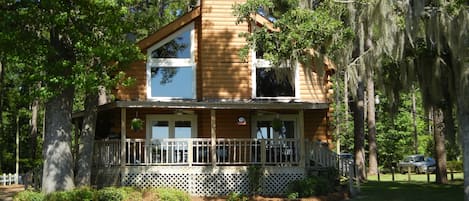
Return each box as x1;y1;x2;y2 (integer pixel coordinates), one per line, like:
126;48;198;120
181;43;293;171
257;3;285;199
0;173;18;185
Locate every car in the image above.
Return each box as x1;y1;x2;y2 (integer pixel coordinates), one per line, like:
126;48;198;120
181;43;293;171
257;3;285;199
397;154;436;174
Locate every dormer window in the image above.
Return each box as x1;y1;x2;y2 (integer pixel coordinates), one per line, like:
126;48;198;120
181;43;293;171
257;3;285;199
147;23;195;100
252;44;299;99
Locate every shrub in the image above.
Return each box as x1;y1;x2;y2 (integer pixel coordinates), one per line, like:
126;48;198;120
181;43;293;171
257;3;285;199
227;192;248;201
286;172;338;198
44;187;95;201
95;187;125;201
154;188;190;201
14;190;44;201
447;160;463;172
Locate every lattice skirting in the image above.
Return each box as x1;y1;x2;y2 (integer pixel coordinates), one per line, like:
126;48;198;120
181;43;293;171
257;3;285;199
120;166;305;196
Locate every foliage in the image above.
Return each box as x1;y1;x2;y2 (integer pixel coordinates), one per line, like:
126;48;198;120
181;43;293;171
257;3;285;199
95;187;125;201
247;165;264;195
447;160;463;172
152;188;190;201
286;175;335;198
227;192;248;201
233;0;352;72
14;190;44;201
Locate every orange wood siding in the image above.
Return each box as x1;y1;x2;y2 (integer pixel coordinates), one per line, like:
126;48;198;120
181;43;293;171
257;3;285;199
200;0;252;100
116;61;146;101
198;110;251;138
304;109;330;142
299;67;329;103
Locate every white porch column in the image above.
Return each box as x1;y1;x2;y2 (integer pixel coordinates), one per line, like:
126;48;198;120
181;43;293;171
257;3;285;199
299;110;305;168
211;110;217;167
120;108;126;169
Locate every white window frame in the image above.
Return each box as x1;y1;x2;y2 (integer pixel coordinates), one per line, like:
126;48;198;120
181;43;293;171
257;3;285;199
251;114;299;139
251;49;300;100
146;23;196;100
145;114;198;141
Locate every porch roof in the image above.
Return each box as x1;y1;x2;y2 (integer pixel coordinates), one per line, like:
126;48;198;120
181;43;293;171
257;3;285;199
99;100;329;111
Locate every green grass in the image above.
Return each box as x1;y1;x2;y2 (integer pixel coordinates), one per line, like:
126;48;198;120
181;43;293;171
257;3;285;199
350;173;464;201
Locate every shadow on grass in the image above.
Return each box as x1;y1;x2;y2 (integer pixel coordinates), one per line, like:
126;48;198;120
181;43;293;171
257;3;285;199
352;180;463;201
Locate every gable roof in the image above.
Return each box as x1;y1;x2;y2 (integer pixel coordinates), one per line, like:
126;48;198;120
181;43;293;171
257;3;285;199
137;6;201;51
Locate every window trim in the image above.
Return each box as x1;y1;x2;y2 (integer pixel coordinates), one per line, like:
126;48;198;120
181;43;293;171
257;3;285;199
251;49;300;100
146;23;196;100
145;114;198;141
251;114;299;139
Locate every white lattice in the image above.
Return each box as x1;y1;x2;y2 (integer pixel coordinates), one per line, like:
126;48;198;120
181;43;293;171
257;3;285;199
118;166;305;196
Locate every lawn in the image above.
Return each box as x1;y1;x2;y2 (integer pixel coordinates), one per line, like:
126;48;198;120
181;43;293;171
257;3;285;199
350;173;464;201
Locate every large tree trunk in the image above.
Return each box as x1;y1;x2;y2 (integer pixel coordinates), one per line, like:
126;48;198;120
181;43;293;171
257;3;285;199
353;81;366;181
411;87;418;154
367;67;377;176
75;93;98;187
433;107;448;184
42;87;75;193
459;98;469;201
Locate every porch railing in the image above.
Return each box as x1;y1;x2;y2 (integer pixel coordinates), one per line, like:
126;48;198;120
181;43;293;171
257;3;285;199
93;138;299;167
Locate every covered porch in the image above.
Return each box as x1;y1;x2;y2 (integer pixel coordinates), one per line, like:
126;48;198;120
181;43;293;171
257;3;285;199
88;101;334;196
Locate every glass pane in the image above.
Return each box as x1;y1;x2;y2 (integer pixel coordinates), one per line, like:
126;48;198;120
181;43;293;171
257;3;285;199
256;121;273;139
151;30;191;58
150;66;193;98
152;121;169;139
280;121;295;139
175;121;192;138
256;68;294;97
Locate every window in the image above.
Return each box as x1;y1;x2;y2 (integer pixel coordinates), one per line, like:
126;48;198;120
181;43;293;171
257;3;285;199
252;44;299;99
146;115;197;140
252;115;297;139
147;23;195;99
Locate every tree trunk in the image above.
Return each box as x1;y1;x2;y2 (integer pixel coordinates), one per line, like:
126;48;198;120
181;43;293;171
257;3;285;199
353;81;366;181
367;68;377;176
433;107;448;184
458;97;469;201
411;86;418;154
30;99;39;161
0;60;4;135
75;93;98;187
42;87;75;193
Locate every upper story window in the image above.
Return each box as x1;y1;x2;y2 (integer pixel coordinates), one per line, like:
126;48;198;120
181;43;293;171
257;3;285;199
147;23;195;100
252;44;299;99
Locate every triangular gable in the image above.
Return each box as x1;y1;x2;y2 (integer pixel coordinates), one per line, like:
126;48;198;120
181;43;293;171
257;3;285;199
138;6;201;51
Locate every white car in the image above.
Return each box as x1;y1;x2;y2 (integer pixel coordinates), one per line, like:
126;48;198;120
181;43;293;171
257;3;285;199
397;154;436;174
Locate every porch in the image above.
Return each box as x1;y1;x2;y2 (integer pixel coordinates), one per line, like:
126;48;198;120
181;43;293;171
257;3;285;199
91;138;343;196
94;138;301;167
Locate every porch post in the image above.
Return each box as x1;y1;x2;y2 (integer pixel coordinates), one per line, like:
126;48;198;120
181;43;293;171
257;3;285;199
299;110;305;168
211;109;217;167
120;108;126;183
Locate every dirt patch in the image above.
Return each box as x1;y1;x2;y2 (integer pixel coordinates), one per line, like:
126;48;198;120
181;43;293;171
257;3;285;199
0;185;25;201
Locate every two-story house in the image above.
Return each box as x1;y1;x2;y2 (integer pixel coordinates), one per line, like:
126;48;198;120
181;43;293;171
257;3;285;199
89;0;335;196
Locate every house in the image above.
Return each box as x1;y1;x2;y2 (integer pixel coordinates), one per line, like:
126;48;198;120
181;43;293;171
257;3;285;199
88;0;336;196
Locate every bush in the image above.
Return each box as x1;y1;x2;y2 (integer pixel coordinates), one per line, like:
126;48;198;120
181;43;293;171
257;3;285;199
286;170;338;198
14;190;44;201
447;160;463;172
154;188;190;201
227;192;248;201
95;187;125;201
44;187;95;201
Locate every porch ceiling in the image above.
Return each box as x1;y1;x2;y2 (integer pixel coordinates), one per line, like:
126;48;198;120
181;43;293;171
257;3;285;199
99;100;329;111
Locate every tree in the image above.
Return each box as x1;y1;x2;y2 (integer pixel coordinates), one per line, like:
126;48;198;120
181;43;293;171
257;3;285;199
1;0;142;193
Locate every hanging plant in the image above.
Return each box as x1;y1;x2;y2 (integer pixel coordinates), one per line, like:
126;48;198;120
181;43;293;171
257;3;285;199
130;118;144;132
272;117;282;132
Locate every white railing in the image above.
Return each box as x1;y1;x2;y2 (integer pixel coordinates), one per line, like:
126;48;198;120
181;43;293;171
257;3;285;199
309;142;337;169
94;138;300;167
0;173;18;185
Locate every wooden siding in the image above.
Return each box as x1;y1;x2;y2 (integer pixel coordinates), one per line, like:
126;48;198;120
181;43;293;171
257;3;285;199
114;0;333;103
304;109;330;142
200;0;252;99
197;110;251;138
